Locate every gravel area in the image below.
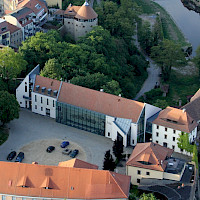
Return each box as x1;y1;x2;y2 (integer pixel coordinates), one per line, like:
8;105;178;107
19;139;86;166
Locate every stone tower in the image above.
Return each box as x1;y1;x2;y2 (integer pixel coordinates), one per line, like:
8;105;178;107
64;0;98;41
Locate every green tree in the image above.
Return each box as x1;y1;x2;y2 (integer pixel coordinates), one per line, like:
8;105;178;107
103;150;116;171
71;73;110;90
0;91;19;126
152;16;164;46
102;80;122;96
177;132;193;153
0;47;27;82
153;99;168;109
112;139;124;161
151;39;185;81
40;58;64;80
192;144;198;169
139;193;157;200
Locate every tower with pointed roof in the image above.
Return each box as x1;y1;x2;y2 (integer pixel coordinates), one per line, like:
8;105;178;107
64;0;98;41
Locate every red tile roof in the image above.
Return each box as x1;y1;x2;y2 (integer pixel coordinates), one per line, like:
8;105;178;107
0;20;9;34
58;158;98;169
58;80;144;123
153;106;198;133
0;161;130;199
126;142;173;171
7;22;20;33
33;75;61;98
34;75;144;122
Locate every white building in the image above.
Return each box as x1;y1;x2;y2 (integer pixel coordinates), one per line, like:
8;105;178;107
64;1;98;41
151;106;198;154
16;66;161;147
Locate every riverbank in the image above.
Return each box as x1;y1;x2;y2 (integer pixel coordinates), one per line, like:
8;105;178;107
134;0;190;47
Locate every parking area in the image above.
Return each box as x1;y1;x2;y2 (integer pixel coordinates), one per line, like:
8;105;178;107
0;109;133;169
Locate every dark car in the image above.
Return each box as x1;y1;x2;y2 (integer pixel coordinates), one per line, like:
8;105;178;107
60;141;70;148
7;151;16;161
15;152;24;162
70;149;79;158
46;146;55;153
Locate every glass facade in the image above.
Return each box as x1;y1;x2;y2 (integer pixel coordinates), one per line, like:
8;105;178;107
56;102;105;136
137;109;145;143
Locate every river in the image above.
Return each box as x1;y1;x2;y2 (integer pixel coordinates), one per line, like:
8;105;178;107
155;0;200;56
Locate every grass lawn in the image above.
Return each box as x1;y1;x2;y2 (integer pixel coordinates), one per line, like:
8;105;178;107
0;127;9;145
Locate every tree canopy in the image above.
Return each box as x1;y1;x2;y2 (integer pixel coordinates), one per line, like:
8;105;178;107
151;39;185;81
103;150;116;171
0;91;19;126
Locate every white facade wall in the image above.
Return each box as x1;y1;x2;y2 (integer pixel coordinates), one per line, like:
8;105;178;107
131;123;138;146
16;75;30;108
32;92;56;118
152;124;196;155
126;166;164;185
105;115;115;139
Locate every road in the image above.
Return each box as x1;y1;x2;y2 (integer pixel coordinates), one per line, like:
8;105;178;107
133;23;161;100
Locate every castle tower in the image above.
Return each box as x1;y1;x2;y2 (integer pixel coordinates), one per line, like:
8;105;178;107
64;0;98;41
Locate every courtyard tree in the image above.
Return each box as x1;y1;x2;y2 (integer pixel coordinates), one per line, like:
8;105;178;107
0;91;20;126
139;193;157;200
0;47;27;83
103;150;116;171
112;139;124;162
177;132;193;154
151;39;185;81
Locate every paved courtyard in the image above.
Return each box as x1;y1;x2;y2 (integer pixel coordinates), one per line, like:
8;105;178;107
0;109;133;169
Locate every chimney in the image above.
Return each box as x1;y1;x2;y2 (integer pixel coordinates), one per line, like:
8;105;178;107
100;89;104;92
179;99;182;107
118;94;121;97
161;160;163;165
182;108;186;113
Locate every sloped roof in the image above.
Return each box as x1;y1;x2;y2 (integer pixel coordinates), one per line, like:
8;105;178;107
126;142;173;172
75;1;98;20
0;20;9;34
58;80;144;123
153;106;198;133
190;88;200;102
33;75;61;98
0;161;130;199
7;22;20;33
64;5;81;16
17;0;48;14
58;158;98;169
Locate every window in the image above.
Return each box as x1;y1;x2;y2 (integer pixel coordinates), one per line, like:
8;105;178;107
41;97;43;103
137;170;141;175
68;22;70;24
108;132;110;136
164;134;167;139
53;100;55;107
165;127;167;131
173;130;176;134
157;125;159;129
137;179;140;184
35;95;37;102
35;105;37;109
12;196;16;200
2;196;5;200
156;140;158;143
172;145;175;150
25;82;27;92
146;172;150;175
180;148;183;152
41;107;43;111
173;137;175;141
163;142;168;147
1;27;6;31
132;139;134;144
156;132;159;137
47;99;49;105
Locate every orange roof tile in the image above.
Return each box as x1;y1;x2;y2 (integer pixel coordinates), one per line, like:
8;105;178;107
58;158;98;169
0;161;130;199
153;106;198;133
58;80;144;123
64;5;81;16
33;75;61;98
35;75;144;122
126;142;173;171
75;2;97;20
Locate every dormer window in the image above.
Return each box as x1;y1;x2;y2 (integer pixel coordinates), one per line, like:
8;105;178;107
35;3;41;9
1;27;6;31
48;88;52;95
42;87;46;93
53;90;58;96
36;85;40;92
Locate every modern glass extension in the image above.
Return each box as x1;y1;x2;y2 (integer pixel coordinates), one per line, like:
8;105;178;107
56;102;105;136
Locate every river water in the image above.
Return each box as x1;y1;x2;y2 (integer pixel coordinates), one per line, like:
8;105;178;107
155;0;200;56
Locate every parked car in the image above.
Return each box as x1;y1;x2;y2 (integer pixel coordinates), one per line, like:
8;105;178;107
15;152;24;162
46;146;55;153
62;148;70;155
60;141;70;148
7;151;16;161
70;149;79;158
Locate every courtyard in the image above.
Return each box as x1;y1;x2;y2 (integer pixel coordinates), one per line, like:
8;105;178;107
0;109;133;169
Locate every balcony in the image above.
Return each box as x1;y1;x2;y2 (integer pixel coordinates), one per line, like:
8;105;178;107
23;95;31;100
